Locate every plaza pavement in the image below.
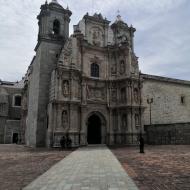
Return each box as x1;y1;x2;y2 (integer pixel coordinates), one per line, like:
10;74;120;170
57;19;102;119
23;145;139;190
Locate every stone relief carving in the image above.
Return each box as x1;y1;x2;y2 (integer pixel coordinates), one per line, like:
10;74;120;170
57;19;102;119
61;39;72;65
120;60;125;74
87;86;105;100
90;27;103;46
122;114;127;128
111;63;116;74
62;80;69;97
134;88;139;103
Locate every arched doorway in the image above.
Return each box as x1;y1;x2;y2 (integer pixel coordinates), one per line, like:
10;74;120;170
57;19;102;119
87;114;102;144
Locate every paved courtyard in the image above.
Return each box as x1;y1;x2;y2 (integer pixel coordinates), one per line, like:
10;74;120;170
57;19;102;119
111;145;190;190
0;144;72;190
24;145;138;190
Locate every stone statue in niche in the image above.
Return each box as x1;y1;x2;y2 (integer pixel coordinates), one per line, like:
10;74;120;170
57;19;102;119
122;35;128;42
62;110;68;128
111;64;116;74
122;114;127;128
111;89;117;102
92;28;102;46
120;60;125;74
86;85;90;99
62;80;69;97
135;114;140;126
61;39;72;66
134;88;139;103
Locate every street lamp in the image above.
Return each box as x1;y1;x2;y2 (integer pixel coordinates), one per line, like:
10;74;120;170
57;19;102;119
147;98;153;126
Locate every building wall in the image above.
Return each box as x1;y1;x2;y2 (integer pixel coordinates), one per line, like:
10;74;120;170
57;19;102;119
0;82;23;144
142;74;190;125
142;74;190;144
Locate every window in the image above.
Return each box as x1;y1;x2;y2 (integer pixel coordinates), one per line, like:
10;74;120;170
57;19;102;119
14;95;21;107
91;63;99;77
181;96;185;105
53;19;60;35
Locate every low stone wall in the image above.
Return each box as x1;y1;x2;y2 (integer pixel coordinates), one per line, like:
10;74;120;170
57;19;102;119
145;123;190;145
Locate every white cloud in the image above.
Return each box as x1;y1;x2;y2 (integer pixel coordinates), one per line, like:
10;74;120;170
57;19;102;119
0;0;189;81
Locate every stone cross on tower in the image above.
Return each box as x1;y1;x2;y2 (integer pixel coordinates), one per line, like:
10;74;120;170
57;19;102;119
52;0;58;3
116;10;123;22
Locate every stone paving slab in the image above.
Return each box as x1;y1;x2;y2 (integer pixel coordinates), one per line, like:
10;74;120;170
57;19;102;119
23;145;139;190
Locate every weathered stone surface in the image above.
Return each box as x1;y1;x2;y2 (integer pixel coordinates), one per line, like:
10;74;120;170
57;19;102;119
0;81;23;144
23;146;139;190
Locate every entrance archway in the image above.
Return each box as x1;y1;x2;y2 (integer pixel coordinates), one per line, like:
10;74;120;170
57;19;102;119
87;114;101;144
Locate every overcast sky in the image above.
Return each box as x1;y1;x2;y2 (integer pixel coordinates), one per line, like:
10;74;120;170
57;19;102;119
0;0;190;82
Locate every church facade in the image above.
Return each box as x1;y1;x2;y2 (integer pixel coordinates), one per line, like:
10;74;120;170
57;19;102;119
22;0;190;147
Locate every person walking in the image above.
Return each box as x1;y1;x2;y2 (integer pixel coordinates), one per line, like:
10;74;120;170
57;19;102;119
139;134;145;153
60;136;66;150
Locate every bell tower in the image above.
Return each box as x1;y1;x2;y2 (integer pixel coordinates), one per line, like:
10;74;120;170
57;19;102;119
25;0;72;147
37;0;71;43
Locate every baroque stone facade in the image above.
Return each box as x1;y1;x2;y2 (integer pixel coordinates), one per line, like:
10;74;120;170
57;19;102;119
20;0;190;147
24;1;144;147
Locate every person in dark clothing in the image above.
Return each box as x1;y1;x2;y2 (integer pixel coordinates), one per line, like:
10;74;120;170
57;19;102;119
60;136;66;150
66;134;72;149
139;135;145;153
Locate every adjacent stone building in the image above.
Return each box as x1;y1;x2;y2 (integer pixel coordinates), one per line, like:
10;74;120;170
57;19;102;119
0;80;23;144
142;74;190;144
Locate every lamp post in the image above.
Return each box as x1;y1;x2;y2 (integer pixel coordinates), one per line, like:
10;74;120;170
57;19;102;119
147;98;153;126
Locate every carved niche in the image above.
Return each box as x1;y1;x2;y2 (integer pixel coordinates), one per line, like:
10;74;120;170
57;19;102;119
131;54;139;74
119;60;125;75
110;83;117;102
110;54;117;75
134;88;139;103
62;110;68;128
120;87;126;102
62;80;69;97
122;114;127;130
61;39;72;65
135;114;140;127
111;64;116;75
111;90;117;102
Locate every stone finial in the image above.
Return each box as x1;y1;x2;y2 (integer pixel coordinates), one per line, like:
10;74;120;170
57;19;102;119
52;0;58;4
116;11;123;22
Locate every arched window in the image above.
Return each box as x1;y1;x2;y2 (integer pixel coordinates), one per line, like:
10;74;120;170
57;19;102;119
91;63;99;77
53;19;60;35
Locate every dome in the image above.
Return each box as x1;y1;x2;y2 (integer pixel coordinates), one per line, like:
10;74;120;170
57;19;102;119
49;0;63;8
